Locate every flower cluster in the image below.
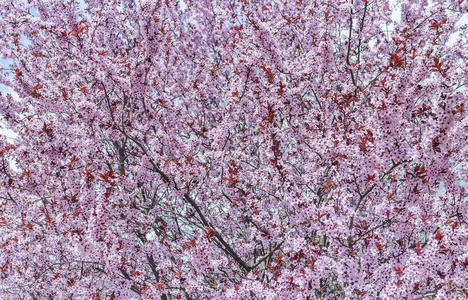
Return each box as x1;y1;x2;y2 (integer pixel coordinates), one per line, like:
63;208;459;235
0;0;467;299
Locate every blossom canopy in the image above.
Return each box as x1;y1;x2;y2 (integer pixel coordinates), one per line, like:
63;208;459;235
0;0;468;299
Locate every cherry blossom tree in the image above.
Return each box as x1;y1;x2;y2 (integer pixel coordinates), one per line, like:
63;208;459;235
0;0;468;299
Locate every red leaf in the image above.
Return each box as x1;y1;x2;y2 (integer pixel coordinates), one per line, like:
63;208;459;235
375;242;384;251
389;53;404;68
415;241;423;255
203;227;217;239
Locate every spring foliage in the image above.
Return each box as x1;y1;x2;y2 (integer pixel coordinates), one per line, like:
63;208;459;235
1;0;468;299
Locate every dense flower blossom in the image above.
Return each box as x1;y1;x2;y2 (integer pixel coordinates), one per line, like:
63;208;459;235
0;0;467;299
